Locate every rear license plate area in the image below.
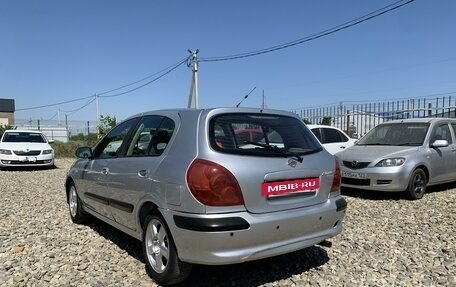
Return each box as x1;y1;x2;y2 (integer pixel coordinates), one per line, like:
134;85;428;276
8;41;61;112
261;178;320;197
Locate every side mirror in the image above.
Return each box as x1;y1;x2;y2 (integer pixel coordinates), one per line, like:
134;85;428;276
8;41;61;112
75;147;93;159
48;139;55;144
431;139;449;148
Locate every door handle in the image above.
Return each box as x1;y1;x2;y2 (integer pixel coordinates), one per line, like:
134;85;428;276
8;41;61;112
340;146;346;149
101;167;109;175
138;169;147;177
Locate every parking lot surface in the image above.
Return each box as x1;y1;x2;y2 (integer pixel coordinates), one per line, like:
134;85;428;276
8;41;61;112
1;159;455;286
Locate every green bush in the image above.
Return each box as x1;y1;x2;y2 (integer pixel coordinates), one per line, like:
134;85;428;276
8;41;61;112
51;133;99;158
52;140;98;158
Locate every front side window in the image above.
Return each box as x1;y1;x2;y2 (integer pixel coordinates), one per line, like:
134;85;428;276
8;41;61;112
431;124;452;144
452;123;456;137
210;113;321;158
94;118;139;159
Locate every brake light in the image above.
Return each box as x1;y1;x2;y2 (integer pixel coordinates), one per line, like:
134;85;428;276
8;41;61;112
186;159;244;206
330;159;341;193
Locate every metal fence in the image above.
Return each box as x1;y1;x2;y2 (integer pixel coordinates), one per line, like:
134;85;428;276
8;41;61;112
12;96;456;141
295;96;456;138
13;119;98;142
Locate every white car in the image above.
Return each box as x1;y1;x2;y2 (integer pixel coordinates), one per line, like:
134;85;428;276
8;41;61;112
0;129;55;168
308;124;356;155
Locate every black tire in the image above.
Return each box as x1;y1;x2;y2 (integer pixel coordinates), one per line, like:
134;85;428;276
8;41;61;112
142;214;192;286
405;168;427;200
67;182;89;223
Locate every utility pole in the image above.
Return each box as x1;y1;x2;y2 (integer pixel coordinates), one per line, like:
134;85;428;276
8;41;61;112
95;93;99;123
187;50;199;109
262;90;265;109
65;114;69;140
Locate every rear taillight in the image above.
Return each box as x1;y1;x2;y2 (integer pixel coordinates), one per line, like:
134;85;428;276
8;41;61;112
330;159;341;193
186;159;244;206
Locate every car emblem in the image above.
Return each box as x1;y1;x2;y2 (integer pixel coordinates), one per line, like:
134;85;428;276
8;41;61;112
288;158;297;168
351;161;358;167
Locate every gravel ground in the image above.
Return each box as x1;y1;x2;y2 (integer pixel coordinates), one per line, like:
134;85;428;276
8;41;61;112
1;158;455;287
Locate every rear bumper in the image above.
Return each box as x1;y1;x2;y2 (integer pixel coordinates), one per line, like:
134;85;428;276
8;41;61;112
162;196;347;265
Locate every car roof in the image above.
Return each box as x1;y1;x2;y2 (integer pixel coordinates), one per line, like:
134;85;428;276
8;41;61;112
306;124;341;129
124;107;299;121
3;129;44;133
379;117;456;124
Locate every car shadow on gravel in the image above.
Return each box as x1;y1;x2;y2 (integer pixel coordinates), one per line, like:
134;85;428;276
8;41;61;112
341;187;403;201
85;217;330;286
341;181;456;201
181;246;329;287
0;165;57;172
84;217;145;262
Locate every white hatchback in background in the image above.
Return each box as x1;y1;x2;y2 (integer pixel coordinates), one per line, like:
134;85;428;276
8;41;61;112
0;129;55;168
308;125;357;155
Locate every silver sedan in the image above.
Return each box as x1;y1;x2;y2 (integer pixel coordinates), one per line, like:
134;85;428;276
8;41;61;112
336;118;456;199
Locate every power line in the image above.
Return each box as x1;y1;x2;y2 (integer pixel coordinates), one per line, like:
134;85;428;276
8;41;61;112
98;56;190;96
60;97;97;115
16;95;95;112
99;57;189;98
46;112;58;121
199;0;416;62
15;0;416;115
15;56;190;112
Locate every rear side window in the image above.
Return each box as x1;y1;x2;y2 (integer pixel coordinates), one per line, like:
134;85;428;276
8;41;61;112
322;128;348;143
126;116;175;157
310;128;322;141
209;113;321;157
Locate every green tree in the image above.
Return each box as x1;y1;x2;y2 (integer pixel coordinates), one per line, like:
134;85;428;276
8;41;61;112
97;115;117;137
0;124;15;137
69;132;99;145
320;116;332;126
302;118;312;124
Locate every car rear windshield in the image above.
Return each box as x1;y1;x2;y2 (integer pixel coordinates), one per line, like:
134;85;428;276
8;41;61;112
2;132;47;143
356;122;430;146
209;113;322;157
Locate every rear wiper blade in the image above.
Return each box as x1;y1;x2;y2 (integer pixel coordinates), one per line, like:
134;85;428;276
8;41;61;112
244;141;303;163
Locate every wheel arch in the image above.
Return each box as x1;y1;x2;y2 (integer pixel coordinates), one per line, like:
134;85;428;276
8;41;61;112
138;201;159;232
414;164;429;184
64;177;75;203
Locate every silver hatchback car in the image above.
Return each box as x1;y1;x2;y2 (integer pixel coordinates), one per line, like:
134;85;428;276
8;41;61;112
337;118;456;200
65;108;347;285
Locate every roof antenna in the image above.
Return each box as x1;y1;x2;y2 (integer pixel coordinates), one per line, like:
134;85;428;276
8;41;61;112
236;87;256;107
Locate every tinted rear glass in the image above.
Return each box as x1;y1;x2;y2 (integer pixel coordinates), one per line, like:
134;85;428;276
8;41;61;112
209;113;322;157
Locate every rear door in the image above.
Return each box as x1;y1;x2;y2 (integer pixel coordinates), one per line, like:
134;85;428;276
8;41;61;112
106;116;176;230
